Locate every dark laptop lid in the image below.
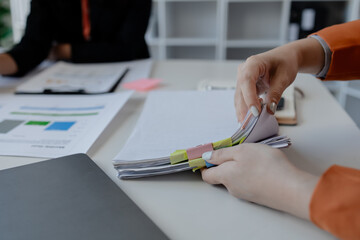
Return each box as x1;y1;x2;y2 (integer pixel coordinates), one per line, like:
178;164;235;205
0;154;168;240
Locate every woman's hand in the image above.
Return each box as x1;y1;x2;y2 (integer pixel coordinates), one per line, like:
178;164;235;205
235;38;325;122
201;144;319;220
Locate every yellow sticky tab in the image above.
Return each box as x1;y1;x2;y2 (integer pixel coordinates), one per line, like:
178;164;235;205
192;167;202;172
233;136;247;146
188;158;206;169
170;149;188;165
212;137;232;149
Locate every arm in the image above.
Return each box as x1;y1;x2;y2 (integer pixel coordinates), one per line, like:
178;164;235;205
312;20;360;80
235;20;360;122
6;0;53;76
235;37;324;121
71;0;151;63
310;165;360;240
201;145;360;239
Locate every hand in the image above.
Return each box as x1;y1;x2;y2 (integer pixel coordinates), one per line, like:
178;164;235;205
0;53;18;75
48;43;71;60
201;144;319;220
235;38;325;122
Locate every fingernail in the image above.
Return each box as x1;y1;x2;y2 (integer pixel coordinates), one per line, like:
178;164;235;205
269;102;277;114
202;151;213;161
250;106;259;117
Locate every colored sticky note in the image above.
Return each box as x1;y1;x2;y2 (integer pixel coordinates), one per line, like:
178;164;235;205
45;121;76;131
122;78;162;92
26;121;50;126
170;149;188;165
212;137;232;149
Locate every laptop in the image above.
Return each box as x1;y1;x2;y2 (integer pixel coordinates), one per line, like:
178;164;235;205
0;154;168;240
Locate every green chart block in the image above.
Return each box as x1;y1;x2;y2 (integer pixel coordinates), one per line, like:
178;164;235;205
25;121;50;126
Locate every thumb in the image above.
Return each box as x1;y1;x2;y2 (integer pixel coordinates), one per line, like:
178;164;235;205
202;147;239;166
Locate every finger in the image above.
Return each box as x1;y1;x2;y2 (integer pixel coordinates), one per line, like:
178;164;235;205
202;146;245;166
236;58;263;117
234;89;248;122
201;168;223;185
265;73;293;114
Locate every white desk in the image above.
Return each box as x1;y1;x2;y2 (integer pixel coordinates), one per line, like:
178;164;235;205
1;60;360;239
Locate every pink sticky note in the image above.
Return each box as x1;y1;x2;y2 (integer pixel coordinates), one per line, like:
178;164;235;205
122;78;162;92
186;143;213;160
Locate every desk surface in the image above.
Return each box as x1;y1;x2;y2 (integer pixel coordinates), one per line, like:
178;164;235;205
1;60;360;239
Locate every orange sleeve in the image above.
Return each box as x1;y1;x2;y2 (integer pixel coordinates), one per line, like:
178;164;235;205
312;20;360;80
310;165;360;240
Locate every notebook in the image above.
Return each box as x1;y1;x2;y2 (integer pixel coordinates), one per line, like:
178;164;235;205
274;84;297;125
0;154;168;240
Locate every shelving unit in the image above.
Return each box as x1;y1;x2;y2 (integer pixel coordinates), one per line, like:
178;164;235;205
147;0;357;61
7;0;360;126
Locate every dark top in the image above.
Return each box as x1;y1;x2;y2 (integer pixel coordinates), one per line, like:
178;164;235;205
7;0;151;76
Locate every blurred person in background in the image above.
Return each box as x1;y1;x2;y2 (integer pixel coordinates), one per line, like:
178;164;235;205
0;0;151;76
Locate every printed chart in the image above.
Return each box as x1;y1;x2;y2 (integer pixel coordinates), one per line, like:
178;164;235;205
0;92;132;158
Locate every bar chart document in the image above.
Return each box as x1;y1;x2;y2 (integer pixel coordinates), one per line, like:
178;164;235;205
0;92;132;158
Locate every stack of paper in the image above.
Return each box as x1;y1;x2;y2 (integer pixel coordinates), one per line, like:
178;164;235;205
113;91;290;179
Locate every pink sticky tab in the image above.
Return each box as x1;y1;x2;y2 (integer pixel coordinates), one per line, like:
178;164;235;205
186;143;213;160
122;78;162;92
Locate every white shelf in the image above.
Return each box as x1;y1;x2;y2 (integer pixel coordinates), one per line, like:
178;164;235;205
226;39;281;48
227;1;283;41
165;38;217;46
164;1;218;39
167;46;216;59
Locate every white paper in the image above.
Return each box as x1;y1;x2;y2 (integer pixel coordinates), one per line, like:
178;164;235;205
0;92;132;158
115;90;238;161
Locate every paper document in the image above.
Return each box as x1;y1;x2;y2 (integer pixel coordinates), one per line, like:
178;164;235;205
16;61;129;94
113;91;290;179
116;91;239;160
0;92;132;158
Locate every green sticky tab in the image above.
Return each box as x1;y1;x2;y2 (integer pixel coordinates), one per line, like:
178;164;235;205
170;149;188;165
26;121;50;126
212;137;232;149
192;167;202;172
188;158;206;169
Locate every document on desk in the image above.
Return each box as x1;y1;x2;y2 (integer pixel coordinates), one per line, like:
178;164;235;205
15;61;129;94
0;92;132;158
113;91;291;179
